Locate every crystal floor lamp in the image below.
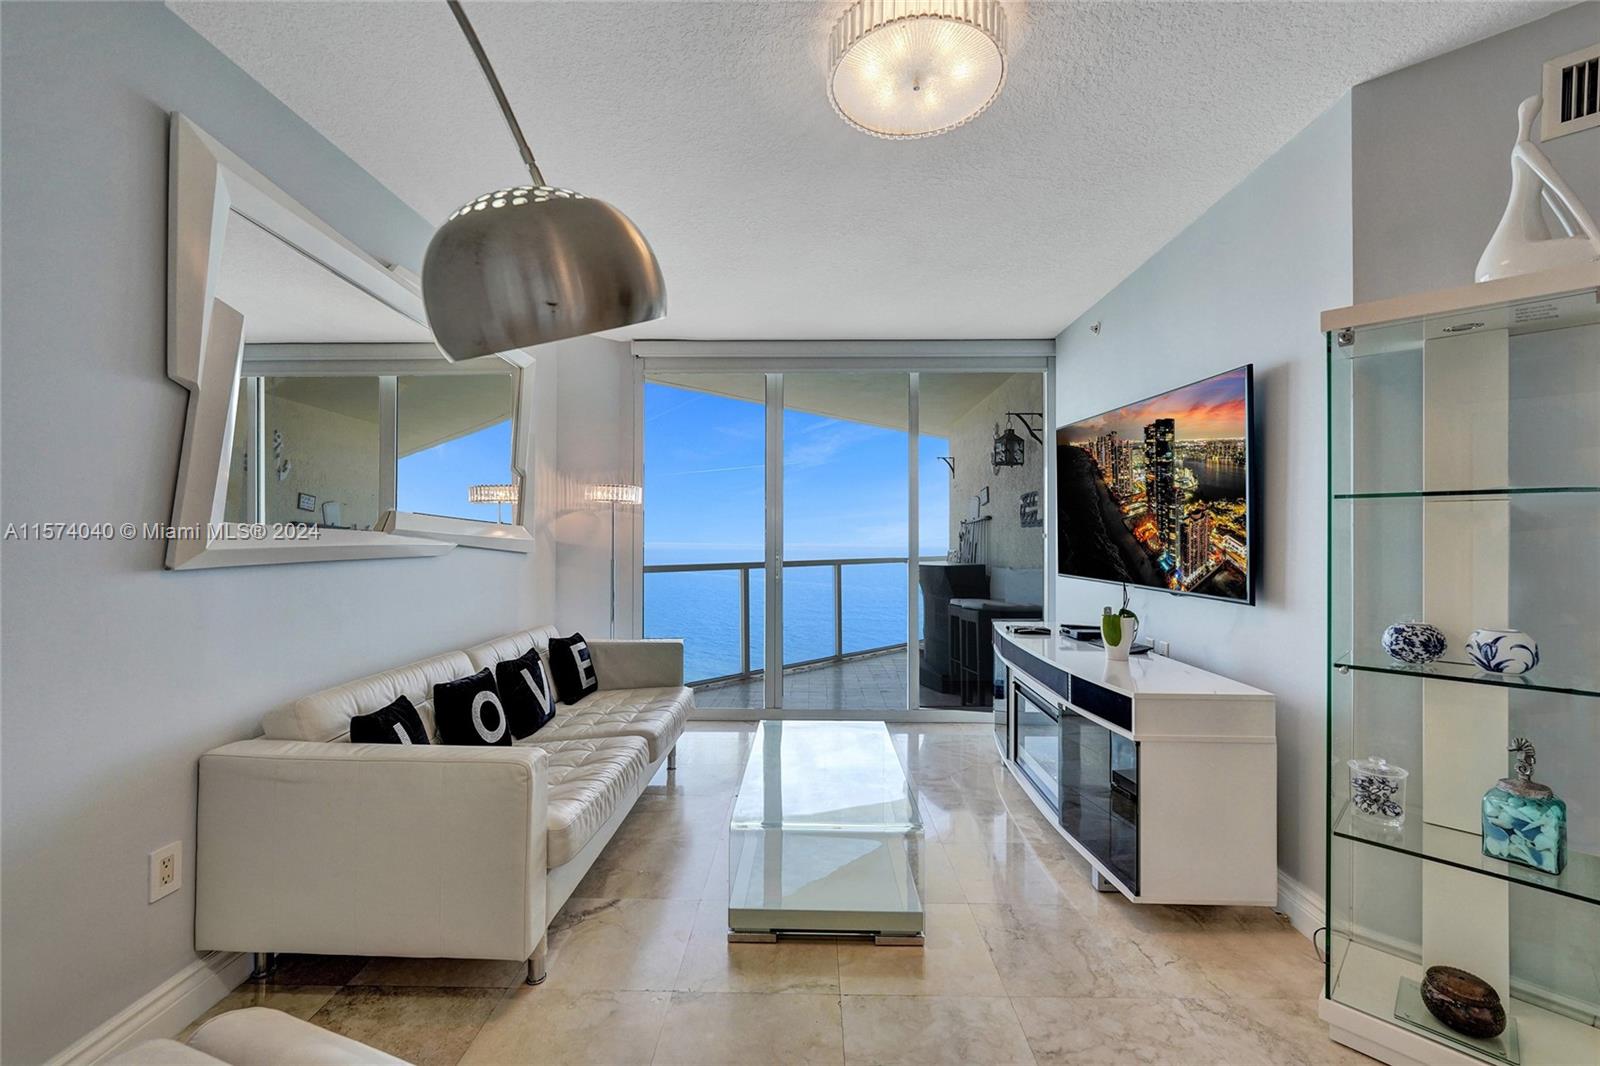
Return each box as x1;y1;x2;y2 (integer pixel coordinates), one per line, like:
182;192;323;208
586;483;642;637
468;482;518;524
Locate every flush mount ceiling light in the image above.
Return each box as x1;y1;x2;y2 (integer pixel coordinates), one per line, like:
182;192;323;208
422;1;665;361
827;0;1007;139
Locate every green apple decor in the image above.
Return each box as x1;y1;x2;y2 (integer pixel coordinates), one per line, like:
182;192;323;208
1102;584;1139;662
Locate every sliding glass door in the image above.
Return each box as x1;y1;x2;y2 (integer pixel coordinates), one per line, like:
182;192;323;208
642;372;767;710
781;372;910;713
643;365;1046;715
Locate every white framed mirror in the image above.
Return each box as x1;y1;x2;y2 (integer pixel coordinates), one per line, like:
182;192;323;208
166;114;535;568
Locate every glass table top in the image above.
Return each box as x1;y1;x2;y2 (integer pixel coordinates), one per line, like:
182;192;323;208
728;721;924;938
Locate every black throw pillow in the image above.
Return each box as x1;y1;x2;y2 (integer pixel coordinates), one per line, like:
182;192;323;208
494;647;555;739
548;633;599;705
433;668;512;746
349;695;430;745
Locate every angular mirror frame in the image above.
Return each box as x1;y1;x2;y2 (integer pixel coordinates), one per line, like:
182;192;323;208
165;114;533;567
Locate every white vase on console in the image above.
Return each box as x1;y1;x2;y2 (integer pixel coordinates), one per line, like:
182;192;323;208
1101;597;1138;662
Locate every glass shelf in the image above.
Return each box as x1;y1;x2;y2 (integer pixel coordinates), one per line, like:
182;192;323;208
1333;486;1600;501
1334;653;1600;699
1334;800;1600;906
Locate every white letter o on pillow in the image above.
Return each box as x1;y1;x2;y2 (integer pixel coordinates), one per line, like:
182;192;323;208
471;690;507;743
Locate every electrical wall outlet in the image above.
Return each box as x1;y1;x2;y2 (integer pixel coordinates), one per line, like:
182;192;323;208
149;842;181;903
1155;640;1172;657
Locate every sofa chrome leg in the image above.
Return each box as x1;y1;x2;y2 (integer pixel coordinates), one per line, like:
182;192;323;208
526;936;548;986
248;952;277;982
667;745;677;772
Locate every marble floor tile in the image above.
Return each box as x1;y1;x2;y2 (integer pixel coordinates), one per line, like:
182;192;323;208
676;899;840;993
1011;996;1215;1065
942;841;1080;908
971;902;1186;999
308;986;503;1066
918;797;1036;848
347;956;527;989
574;831;723;900
1203;998;1376;1062
544;897;699;991
1179;996;1372;1066
837;902;1005;997
651;991;845;1065
700;838;731;903
177;984;338;1040
195;727;1330;1066
913;839;968;904
628;790;735;828
615;802;731;842
840;995;1035;1065
460;988;670;1066
1163;929;1325;1000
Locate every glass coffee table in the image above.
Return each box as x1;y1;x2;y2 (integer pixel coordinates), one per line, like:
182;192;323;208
727;720;924;945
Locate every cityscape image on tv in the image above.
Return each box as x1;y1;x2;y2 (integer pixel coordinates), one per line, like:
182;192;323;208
1057;365;1251;602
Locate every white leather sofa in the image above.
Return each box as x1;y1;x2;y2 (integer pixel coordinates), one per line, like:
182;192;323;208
108;1008;408;1065
195;626;690;985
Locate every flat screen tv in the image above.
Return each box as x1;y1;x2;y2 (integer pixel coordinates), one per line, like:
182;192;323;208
1057;364;1254;604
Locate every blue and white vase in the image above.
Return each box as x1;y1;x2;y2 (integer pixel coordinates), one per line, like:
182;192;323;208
1466;628;1539;674
1381;621;1447;665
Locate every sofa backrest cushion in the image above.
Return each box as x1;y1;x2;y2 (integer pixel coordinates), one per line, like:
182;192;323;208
262;650;475;742
463;624;561;674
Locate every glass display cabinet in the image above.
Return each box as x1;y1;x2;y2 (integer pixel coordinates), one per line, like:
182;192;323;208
1323;265;1600;1065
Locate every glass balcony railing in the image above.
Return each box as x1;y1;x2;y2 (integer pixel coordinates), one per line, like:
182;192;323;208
643;556;938;686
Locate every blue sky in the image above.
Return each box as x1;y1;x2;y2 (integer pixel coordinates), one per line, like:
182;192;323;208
397;420;513;521
644;382;951;565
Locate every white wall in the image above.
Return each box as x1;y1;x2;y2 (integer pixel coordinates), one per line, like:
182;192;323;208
1352;2;1600;302
552;336;642;639
1053;98;1354;906
262;393;381;530
0;5;552;1060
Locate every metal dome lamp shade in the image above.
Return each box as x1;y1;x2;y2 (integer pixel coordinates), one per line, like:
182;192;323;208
423;1;665;361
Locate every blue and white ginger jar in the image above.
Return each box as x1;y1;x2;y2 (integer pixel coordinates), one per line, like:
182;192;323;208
1381;621;1447;665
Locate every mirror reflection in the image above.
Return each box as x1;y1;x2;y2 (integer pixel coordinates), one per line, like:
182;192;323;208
214;211;516;530
397;374;516;523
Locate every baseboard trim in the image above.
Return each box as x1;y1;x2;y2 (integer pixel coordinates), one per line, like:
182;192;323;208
1277;869;1326;942
48;951;251;1066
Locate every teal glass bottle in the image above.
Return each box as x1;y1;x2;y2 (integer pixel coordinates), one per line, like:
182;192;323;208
1481;738;1567;876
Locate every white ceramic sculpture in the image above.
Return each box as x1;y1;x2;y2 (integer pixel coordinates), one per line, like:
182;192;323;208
1475;96;1600;283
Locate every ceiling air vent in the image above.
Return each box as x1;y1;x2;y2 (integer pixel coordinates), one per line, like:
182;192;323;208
1542;42;1600;140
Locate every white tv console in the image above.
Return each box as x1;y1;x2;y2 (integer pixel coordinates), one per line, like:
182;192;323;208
993;623;1278;906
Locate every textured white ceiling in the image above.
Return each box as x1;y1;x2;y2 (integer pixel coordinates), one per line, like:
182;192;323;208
173;1;1567;341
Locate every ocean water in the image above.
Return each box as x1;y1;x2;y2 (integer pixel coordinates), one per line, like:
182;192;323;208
643;561;920;684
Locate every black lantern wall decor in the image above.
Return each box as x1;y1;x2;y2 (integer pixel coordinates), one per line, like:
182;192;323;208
992;424;1025;469
991;412;1044;471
